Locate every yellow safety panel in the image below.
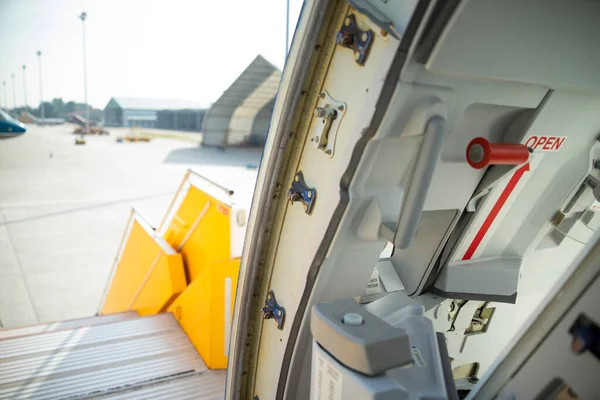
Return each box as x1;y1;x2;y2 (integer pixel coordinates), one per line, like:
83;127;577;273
169;258;239;369
101;218;186;316
163;185;231;283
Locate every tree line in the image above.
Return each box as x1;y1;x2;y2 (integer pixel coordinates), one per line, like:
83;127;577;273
9;98;103;121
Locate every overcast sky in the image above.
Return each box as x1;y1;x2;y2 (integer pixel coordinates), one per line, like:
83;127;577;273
0;0;303;109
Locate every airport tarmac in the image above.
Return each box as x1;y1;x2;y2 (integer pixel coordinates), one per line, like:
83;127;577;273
0;124;260;329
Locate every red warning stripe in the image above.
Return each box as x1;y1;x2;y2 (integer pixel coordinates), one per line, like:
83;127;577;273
462;163;530;260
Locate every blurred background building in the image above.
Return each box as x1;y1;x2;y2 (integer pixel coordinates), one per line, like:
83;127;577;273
100;54;280;141
104;97;206;131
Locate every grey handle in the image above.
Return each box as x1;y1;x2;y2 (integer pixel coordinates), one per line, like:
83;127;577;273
394;116;446;249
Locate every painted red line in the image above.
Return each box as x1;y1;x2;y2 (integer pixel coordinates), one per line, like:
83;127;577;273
462;163;530;260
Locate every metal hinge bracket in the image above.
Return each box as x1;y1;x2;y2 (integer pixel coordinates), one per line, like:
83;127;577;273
336;14;374;65
288;171;316;214
262;290;285;330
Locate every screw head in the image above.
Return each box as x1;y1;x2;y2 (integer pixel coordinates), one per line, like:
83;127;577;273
340;35;353;47
325;149;332;155
361;32;368;42
344;17;351;26
294;175;299;182
338;105;344;111
468;376;479;384
303;204;309;212
594;159;600;170
307;191;312;198
320;92;326;99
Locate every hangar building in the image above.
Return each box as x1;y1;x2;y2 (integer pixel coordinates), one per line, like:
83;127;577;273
104;97;206;131
201;55;281;147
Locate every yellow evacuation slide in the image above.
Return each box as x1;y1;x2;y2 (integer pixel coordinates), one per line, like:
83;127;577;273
100;212;186;316
99;170;248;370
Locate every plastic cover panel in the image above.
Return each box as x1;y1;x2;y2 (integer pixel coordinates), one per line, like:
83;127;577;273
427;0;600;91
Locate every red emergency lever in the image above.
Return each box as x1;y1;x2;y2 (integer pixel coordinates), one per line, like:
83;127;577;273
466;137;530;169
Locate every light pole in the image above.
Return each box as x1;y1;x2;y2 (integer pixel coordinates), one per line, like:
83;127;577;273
22;65;27;111
11;73;16;111
1;81;6;109
79;11;89;134
285;0;290;60
37;51;45;121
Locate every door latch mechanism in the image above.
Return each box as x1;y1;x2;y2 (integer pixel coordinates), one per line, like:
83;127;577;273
311;91;346;157
314;107;337;151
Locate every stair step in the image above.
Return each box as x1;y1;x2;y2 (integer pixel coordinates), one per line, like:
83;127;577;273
0;311;139;340
0;313;224;400
101;370;227;399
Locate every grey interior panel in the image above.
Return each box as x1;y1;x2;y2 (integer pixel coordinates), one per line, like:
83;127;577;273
426;0;600;92
389;209;458;296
